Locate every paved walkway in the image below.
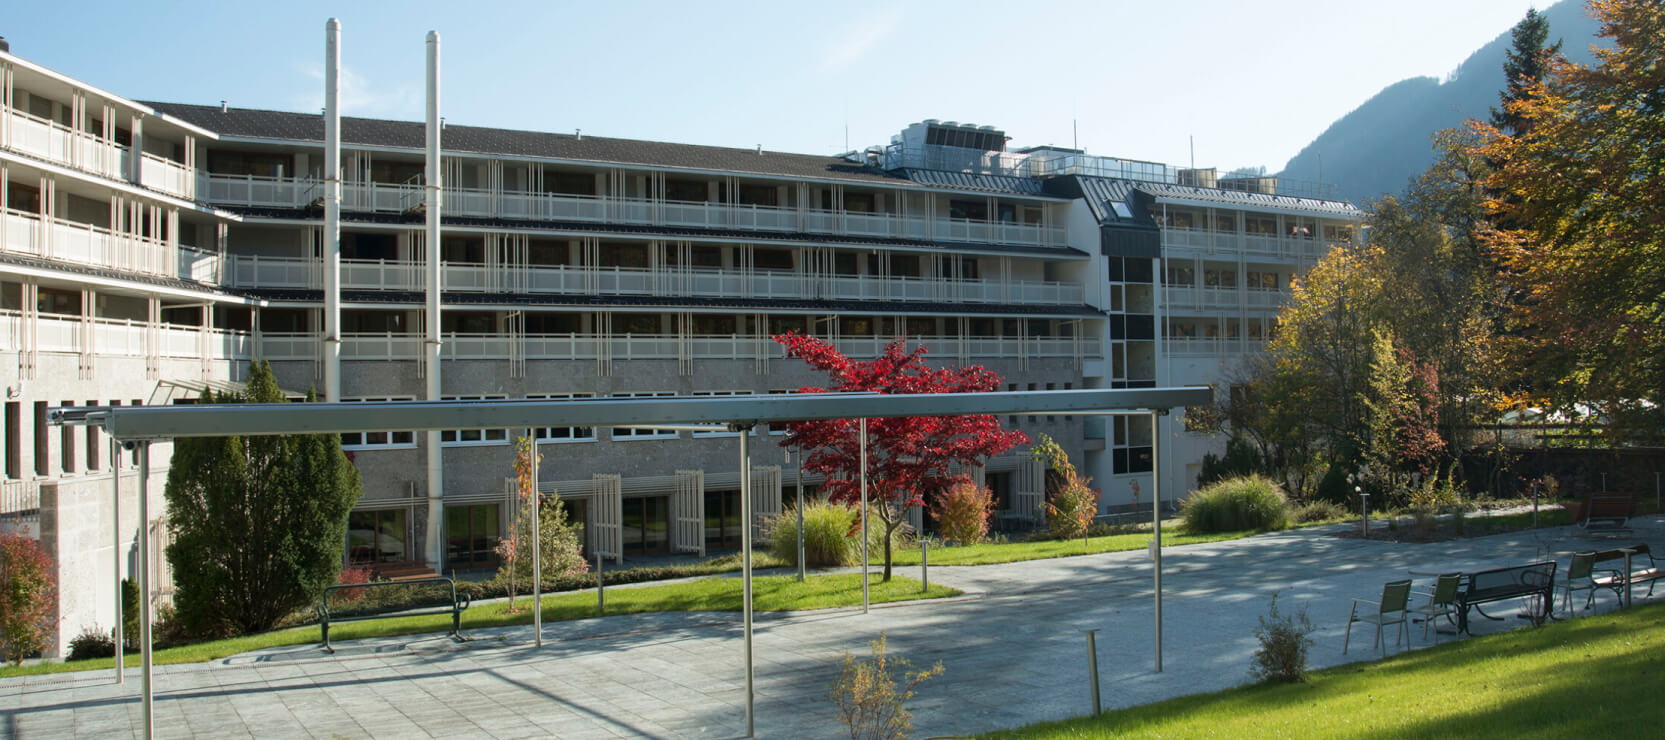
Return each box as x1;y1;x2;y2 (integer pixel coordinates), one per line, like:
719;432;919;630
4;516;1661;739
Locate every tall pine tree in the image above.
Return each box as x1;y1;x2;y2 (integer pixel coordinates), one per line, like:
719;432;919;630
1490;8;1563;137
164;362;362;637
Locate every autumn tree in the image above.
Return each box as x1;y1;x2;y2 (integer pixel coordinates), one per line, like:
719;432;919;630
496;434;587;610
773;334;1028;580
0;534;57;665
164;362;362;637
1363;331;1447;482
1476;0;1665;443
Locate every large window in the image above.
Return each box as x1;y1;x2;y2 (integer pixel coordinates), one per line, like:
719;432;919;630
348;509;408;564
441;395;509;445
609;392;676;439
621;496;670;554
527;393;596;443
445;503;501;569
704;490;741;547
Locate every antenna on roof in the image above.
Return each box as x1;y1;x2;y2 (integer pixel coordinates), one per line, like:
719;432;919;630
1189;135;1195;170
576;128;582;141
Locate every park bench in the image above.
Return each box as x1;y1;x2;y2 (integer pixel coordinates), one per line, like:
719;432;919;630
1456;561;1556;634
1579;494;1633;535
318;575;471;653
1594;544;1663;602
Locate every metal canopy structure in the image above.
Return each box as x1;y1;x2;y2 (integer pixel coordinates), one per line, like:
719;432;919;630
58;386;1209;739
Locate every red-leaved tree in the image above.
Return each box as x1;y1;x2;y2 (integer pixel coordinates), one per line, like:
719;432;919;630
0;533;58;665
773;333;1028;580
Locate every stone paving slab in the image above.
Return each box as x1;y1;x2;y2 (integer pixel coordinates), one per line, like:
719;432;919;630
3;516;1660;739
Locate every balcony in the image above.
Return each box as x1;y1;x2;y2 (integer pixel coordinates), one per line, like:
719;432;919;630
1163;336;1269;357
1;208;186;278
198;174;1069;249
0;310;252;361
139;152;194;199
4;108;128;180
258;332;1100;363
222;255;1085;306
1160;227;1328;262
1163;286;1289;312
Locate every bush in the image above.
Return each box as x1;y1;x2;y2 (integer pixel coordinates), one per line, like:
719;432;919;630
0;533;57;665
120;578;139;650
828;632;944;740
930;479;993;545
1198;435;1266;487
1045;470;1100;540
1293;500;1348;524
766;500;907;568
1181;475;1291;533
335;567;371;605
1250;593;1315;683
66;626;116;661
1316;463;1355;504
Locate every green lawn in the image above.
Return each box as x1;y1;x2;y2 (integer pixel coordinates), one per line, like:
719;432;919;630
1;574;955;679
987;600;1665;739
891;525;1260;567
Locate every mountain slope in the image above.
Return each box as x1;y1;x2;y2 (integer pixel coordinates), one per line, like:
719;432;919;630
1279;1;1602;205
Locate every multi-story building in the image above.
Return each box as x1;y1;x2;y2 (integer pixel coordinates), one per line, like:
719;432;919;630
0;40;1360;656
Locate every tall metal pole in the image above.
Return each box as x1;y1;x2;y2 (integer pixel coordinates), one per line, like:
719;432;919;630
528;429;541;647
859;417;870;614
793;446;804;582
422;30;445;569
739;425;756;737
1150;412;1162;673
110;435;122;685
136;442;154;739
322;18;341;402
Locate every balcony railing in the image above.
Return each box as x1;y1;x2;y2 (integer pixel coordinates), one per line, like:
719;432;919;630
1163;286;1289;312
198;174;1068;248
0;208;182;277
0;310;252;360
1160;227;1328;261
139;152;194;199
4;108;128;180
222;255;1085;306
1163;336;1269;357
1;480;39;515
258;332;1098;363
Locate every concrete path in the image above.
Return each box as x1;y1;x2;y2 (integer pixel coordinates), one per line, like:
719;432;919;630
4;516;1661;739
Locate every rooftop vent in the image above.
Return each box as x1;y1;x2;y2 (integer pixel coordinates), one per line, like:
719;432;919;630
0;37;10;54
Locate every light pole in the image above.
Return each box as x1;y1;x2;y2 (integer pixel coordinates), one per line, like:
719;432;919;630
789;445;805;582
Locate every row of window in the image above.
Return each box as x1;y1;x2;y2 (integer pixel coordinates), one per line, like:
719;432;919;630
338;392;796;450
3;399;140;481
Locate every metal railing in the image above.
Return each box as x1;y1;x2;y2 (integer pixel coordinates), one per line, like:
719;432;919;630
3;108;127;179
198;174;1068;248
1;480;40;515
1160;227;1329;261
2;311;253;360
1163;286;1289;311
139;152;193;199
1162;336;1269;357
1;208;180;276
222;255;1085;305
258;332;1098;363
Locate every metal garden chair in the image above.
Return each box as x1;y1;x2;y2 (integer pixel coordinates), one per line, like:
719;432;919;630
1344;579;1412;655
1409;573;1462;643
1559;550;1622;616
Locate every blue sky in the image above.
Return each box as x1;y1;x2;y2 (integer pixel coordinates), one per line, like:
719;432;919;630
5;0;1558;173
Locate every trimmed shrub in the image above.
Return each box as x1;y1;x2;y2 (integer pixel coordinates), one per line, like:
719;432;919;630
1181;475;1291;533
0;533;58;665
930;479;993;545
1044;470;1100;540
1293;500;1348;524
67;626;116;661
1250;593;1315;683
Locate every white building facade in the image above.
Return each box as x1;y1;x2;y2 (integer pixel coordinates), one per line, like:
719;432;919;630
0;43;1360;656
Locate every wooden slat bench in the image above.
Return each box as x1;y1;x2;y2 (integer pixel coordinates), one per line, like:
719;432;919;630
318;575;470;652
1456;561;1557;634
1580;494;1633;535
1594;544;1663;603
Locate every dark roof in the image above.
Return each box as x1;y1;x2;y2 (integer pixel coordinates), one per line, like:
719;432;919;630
0;251;248;299
899;169;1053;197
147;102;1013;191
248;289;1100;317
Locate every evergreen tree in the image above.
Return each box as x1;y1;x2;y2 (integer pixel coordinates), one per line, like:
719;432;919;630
164;362;362;637
1490;8;1563;137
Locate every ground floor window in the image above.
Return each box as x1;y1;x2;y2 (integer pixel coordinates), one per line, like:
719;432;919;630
566;497;589;557
705;490;741;547
348;508;408;564
445;503;501;569
621;496;669;554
